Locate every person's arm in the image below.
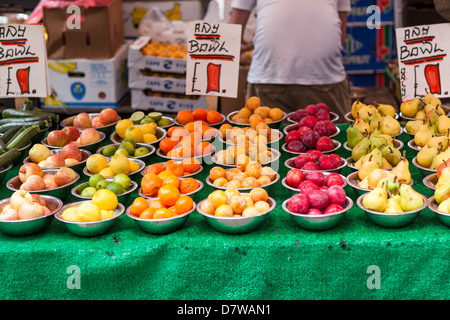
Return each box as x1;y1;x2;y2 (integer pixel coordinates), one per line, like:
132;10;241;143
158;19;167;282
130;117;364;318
229;8;252;44
338;11;348;47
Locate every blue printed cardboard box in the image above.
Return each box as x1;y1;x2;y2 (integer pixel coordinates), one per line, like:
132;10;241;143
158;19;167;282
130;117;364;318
348;0;394;23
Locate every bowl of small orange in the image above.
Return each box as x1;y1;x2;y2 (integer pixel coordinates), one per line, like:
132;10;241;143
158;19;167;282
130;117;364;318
141;158;203;178
227;96;287;129
167;122;219;142
156;135;216;163
138;169;204;202
126;195;195;235
174;108;225;129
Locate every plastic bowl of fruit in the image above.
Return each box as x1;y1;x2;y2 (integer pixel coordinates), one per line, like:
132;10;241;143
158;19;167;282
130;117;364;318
283;123;340;138
284;155;347;174
83;157;146;181
196;194;276;234
71;179;138;204
227;110;287;129
412;156;436;177
96;143;155;163
137;178;204;203
356;192;427;228
6;168;81;200
282;139;341;155
54;201;125;237
110;127;167;146
126;201;195;235
23;148;91;173
427;196;450;228
60;112;121;135
0;195;63;236
346;171;414;197
282;196;352;231
281;172;347;196
41;131;106;154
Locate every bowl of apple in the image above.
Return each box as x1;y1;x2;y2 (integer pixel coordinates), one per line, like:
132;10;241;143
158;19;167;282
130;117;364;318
286;104;339;124
0;191;63;236
282;131;341;154
284;152;347;174
42;127;106;154
60;109;121;135
282;169;347;196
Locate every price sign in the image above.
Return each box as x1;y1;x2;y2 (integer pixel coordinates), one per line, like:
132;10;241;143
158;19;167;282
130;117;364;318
0;24;50;98
185;21;241;98
396;23;450;101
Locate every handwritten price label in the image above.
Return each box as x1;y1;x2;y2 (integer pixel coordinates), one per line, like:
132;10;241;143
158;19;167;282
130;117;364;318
185;21;241;98
0;24;50;98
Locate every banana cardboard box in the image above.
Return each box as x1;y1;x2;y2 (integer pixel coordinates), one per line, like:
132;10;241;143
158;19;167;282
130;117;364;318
122;0;204;39
42;42;130;108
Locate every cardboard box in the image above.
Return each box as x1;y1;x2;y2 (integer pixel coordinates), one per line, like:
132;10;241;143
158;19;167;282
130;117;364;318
131;89;208;112
347;0;395;23
122;0;204;39
342;23;396;72
43;0;124;59
128;36;187;72
128;68;186;92
42;42;130;108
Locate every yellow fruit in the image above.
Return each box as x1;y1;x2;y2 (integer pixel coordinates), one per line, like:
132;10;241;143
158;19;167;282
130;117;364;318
124;126;144;143
139;123;157;135
100;209;115;220
116;119;134;139
92;189;118;211
109;154;130;175
129;160;140;172
61;207;79;222
99;167;115;177
76;202;101;222
86;154;108;174
143;133;157;143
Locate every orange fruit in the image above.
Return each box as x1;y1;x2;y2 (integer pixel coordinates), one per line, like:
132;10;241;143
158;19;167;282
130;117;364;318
139;208;155;219
249;114;264;129
145;163;164;175
210;166;227;181
159;137;179;154
196;141;213;156
171;127;190;141
206;110;223;124
253;106;270;120
176;110;195;125
200;126;217;140
184;121;196;133
153;208;177;219
269;107;284;121
161;174;180;189
192;108;207;121
179;177;200;194
166;162;185;177
175;195;194;215
181;158;201;173
158;184;180;206
238;107;252;118
168;126;184;137
246;96;261;111
219;123;233;139
129;197;149;216
250;187;268;202
141;173;162;196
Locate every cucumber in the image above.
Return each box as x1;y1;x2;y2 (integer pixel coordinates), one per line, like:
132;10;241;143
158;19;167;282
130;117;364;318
2;108;59;123
0;126;23;145
21;99;33;111
0;148;20;168
6;124;39;150
0;121;48;133
0;116;50;125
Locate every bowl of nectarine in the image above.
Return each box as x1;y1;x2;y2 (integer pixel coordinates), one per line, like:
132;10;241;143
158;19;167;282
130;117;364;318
0;193;63;236
41;129;106;154
6;167;81;200
23;148;91;173
60;110;121;135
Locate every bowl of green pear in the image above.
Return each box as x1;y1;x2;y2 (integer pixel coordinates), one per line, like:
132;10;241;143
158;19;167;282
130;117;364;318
356;181;427;228
344;124;404;153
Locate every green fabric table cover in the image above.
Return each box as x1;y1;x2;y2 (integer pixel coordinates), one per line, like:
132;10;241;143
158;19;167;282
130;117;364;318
0;123;449;300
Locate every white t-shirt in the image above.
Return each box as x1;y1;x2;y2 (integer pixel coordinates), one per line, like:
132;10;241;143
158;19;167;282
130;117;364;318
231;0;351;85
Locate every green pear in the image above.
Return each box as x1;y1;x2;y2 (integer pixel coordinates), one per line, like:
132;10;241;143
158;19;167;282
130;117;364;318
354;118;371;135
346;125;365;149
369;135;387;151
362;187;388;212
381;146;402;167
399;184;423;211
351;137;370;162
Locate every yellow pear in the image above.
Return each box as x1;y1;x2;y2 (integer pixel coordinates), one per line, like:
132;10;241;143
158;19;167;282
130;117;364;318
358;154;380;180
400;98;421;117
367;169;388;190
437;115;450;134
387;152;411;185
351;100;367;119
414;123;432;147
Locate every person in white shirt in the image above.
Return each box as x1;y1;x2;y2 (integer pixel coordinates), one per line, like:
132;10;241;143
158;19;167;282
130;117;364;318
229;0;351;120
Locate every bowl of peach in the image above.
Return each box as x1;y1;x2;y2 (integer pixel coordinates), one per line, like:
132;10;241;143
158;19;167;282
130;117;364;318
196;188;276;234
6;164;80;199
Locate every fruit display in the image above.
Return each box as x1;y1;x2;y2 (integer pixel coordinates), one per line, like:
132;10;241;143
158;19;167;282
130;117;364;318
62;109;119;129
115;118;160;144
360;182;424;214
143;159;201;177
207;163;278;189
17;163;78;191
286;182;347;215
286;151;344;171
140;40;187;59
400;92;444;120
76;173;133;197
140;170;201;199
175;109;224;126
61;190;119;222
27;143;86;168
199;188;272;217
129;111;172;127
213;142;277;166
218;124;282;145
284;129;337;153
284;169;346;190
0;191;52;221
85;154;142;177
357;151;411;185
288;103;335;123
129;194;194;219
228;96;285;125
